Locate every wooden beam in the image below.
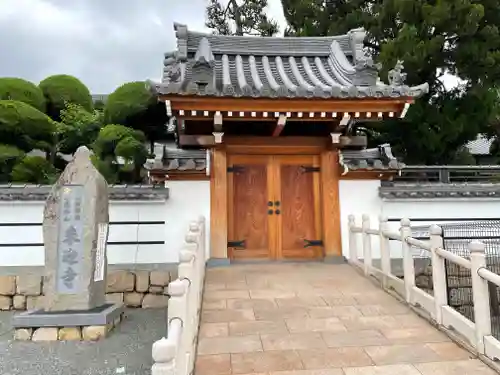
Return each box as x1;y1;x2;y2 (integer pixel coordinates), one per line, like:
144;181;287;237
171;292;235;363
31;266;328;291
321;150;342;258
178;134;216;147
272;115;287;136
210;149;228;260
214;111;223;132
163;96;412;114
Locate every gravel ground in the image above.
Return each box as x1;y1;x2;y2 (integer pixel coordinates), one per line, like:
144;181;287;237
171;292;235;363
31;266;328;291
0;308;169;375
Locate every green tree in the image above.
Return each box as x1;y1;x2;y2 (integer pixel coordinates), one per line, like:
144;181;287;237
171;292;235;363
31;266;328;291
280;0;500;164
0;144;25;182
206;0;279;36
57;102;102;155
92;124;148;183
104;81;167;152
10;155;58;184
39;75;93;121
0;100;55;153
0;77;45;112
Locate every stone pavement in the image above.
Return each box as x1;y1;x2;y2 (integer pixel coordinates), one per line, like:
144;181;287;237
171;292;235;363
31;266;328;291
0;308;168;375
196;263;497;375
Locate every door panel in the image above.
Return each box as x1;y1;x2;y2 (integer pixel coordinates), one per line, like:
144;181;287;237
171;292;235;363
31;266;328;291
228;155;272;259
275;156;323;259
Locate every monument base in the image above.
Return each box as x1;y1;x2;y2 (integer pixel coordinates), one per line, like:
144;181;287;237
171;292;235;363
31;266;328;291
12;303;124;341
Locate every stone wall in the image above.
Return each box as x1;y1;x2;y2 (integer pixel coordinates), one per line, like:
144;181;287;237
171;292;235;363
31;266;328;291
0;269;175;310
415;261;500;318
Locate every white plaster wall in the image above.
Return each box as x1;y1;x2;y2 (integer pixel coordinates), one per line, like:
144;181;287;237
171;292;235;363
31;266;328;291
0;181;210;267
165;180;211;262
339;180;382;259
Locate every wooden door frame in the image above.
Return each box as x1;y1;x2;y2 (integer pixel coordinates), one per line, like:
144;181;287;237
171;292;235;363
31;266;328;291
209;137;342;264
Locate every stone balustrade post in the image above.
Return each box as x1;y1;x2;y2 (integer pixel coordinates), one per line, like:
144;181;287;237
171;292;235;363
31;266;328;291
168;279;188;374
470;241;492;354
429;225;447;324
362;214;372;275
379;215;391;287
348;215;358;262
151;336;177;375
400;218;415;304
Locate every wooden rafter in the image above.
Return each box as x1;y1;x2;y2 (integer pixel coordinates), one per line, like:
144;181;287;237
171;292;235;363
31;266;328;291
272;115;287;137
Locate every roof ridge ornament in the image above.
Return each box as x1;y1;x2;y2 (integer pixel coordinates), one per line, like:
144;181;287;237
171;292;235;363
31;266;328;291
163;51;182;85
388;60;407;86
353;54;382;86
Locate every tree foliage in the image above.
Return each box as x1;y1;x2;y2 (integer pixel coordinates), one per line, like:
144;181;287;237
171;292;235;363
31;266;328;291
92;124;148;184
0;100;55;153
206;0;279;36
39;74;93;121
0;144;25;182
0;77;45;112
57;102;102;155
281;0;500;164
10;155;58;184
104;81;167;150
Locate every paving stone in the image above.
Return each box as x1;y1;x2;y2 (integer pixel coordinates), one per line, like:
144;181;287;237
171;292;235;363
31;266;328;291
364;343;442;365
322;329;390;347
197;334;262;355
199;323;229;338
201;309;255;323
229;320;288;336
343;364;422;375
195;354;231;375
297;347;374;369
414;359;498;375
261;332;326;350
231;350;304;374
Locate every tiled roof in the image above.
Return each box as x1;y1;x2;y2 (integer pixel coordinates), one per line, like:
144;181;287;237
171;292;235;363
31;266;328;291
145;142;207;172
0;184;169;201
149;23;429;99
379;183;500;199
339;144;405;171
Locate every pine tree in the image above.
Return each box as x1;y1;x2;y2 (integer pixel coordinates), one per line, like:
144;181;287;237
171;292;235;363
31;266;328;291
281;0;500;164
206;0;279;36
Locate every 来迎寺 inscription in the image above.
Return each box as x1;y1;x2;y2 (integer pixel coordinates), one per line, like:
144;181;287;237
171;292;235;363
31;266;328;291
56;185;85;294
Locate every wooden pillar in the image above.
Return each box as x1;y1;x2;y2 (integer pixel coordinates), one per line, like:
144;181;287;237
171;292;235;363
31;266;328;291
320;150;342;258
210;148;228;261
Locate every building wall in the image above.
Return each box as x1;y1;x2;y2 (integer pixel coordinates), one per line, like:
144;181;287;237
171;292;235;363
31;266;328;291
339;180;500;260
0;181;210;268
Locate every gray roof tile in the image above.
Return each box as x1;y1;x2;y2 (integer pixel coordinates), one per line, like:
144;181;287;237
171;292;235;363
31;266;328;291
339;143;405;171
379;183;500;199
0;184;169;201
145;142;207;172
149;23;429;99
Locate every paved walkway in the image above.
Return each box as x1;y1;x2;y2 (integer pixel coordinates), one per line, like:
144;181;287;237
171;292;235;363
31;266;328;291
196;263;496;375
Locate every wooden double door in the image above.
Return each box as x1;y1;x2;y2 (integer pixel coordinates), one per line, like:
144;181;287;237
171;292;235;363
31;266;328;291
228;155;323;260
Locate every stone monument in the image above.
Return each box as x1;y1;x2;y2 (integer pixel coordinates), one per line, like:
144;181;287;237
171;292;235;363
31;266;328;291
12;146;124;341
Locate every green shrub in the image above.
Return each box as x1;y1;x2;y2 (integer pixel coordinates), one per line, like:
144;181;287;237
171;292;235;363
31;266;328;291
0;77;45;112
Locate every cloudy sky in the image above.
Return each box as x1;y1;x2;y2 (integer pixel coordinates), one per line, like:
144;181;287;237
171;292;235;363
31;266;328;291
0;0;286;94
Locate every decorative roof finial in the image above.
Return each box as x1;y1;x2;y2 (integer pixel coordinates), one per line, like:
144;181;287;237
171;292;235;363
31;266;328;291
388;60;407;86
163;51;182;84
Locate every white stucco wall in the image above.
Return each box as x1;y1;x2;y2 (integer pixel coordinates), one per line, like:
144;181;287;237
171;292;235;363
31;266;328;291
339;180;500;260
0;181;211;267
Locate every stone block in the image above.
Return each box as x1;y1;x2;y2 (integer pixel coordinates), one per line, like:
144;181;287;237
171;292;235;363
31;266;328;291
27;296;46;310
124;292;144;307
82;325;107;341
106;292;124;304
14;328;33;341
142;294;169;308
13;295;26;310
0;276;16;296
150;271;170;287
16;275;42;296
415;275;432;290
107;270;135;293
135;270;150;293
32;327;58;341
0;295;12;310
148;286;164;294
58;327;82;341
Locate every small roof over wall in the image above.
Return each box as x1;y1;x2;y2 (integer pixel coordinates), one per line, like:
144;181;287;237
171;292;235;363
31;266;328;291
340;143;405;172
150;23;429;100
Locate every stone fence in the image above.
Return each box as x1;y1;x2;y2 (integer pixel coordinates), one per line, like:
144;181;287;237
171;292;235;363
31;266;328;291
0;268;176;311
348;214;500;367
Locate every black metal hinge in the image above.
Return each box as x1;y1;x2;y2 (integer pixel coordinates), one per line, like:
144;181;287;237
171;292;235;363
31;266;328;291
227;165;245;173
300;166;320;173
228;240;246;249
303;239;324;248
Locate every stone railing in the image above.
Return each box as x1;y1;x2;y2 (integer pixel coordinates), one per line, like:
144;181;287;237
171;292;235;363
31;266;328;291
151;216;206;375
348;214;500;365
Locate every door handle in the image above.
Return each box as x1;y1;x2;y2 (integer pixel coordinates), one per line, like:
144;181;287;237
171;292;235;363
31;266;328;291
268;201;273;207
274;201;280;206
268;209;274;215
275;209;281;215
